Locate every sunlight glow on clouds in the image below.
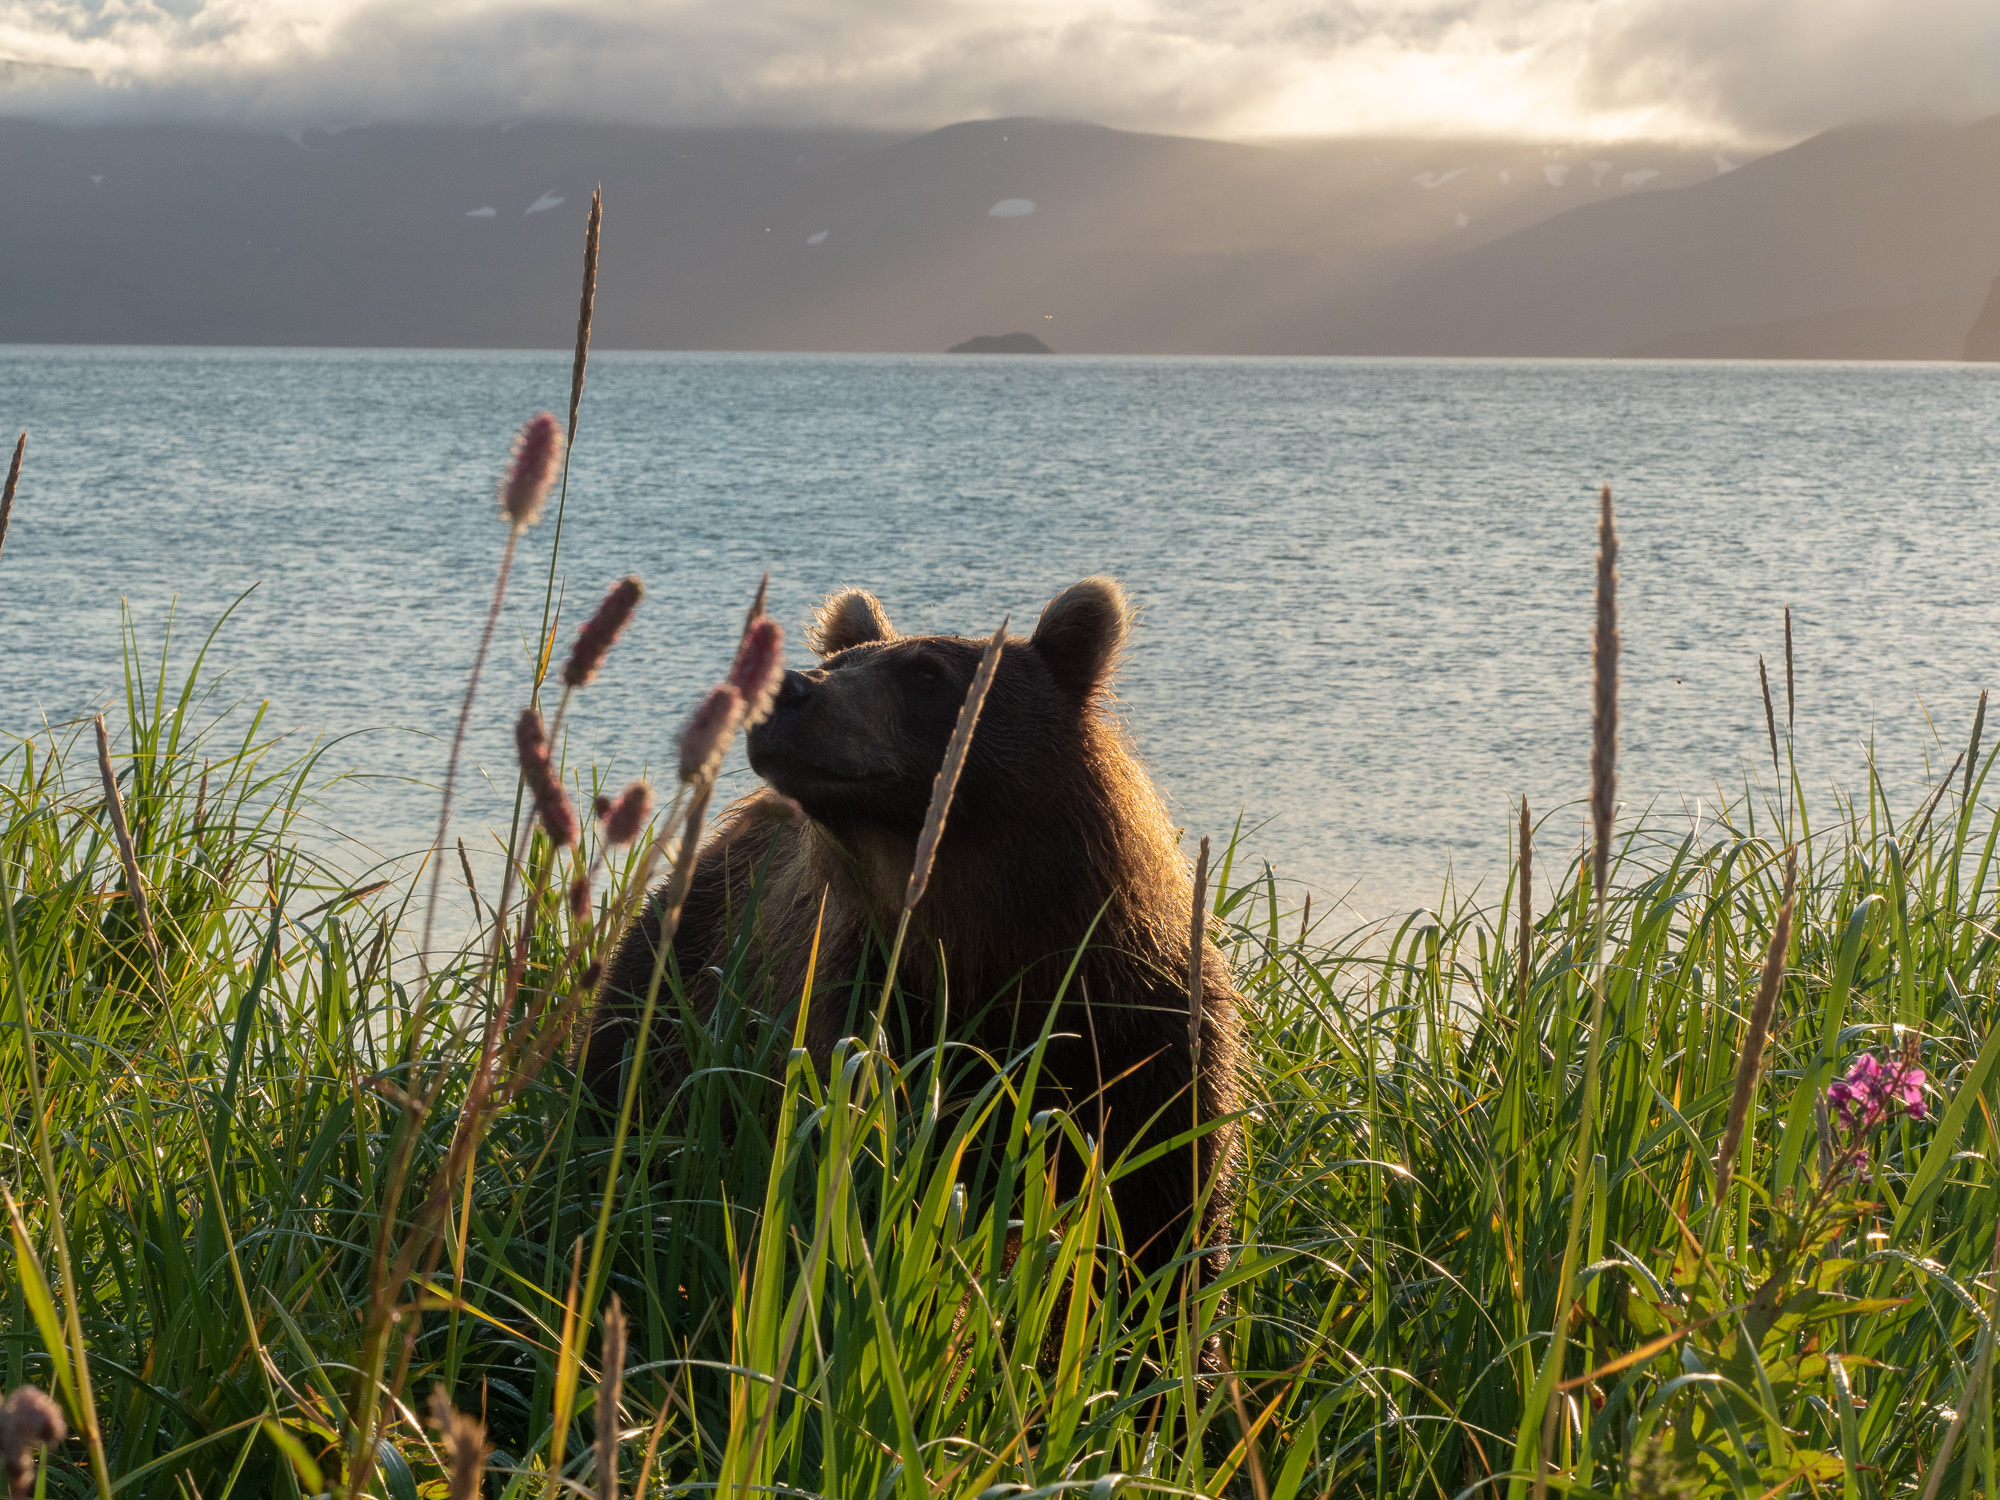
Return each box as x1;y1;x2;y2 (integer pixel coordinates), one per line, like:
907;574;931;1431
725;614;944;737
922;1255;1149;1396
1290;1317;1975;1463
2;0;1997;143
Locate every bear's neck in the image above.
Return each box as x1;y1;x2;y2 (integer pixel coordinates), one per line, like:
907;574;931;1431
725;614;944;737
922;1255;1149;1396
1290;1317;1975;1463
827;726;1187;1010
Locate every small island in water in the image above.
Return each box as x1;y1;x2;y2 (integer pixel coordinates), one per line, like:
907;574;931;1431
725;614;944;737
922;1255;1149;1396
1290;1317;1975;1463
946;332;1054;354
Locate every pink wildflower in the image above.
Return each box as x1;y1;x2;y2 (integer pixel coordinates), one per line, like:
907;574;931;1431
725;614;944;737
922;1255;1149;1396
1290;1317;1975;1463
499;413;564;528
1827;1049;1928;1135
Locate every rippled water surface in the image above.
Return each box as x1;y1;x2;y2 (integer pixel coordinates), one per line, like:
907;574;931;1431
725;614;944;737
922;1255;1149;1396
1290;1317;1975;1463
4;348;1999;922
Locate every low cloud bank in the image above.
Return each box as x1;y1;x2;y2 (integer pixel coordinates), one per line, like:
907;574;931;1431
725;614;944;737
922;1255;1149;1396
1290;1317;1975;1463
1;0;1996;143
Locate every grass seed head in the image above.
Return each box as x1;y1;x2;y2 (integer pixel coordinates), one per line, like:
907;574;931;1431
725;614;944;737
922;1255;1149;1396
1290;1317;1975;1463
563;574;643;688
904;618;1006;912
428;1387;488;1500
600;781;653;846
0;1386;64;1500
1590;483;1619;899
678;684;743;783
568;189;601;442
0;432;23;570
729;616;786;727
499;413;564;528
1715;847;1796;1202
516;709;579;848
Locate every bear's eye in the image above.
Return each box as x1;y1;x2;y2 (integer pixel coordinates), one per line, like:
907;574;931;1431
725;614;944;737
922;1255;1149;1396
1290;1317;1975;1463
908;658;944;687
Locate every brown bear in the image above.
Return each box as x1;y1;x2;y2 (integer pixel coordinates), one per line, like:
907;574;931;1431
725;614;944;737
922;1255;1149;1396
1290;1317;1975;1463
588;576;1245;1285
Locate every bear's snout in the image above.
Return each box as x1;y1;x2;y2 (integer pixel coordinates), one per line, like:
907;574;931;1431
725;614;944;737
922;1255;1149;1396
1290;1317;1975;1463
773;667;815;711
746;664;896;807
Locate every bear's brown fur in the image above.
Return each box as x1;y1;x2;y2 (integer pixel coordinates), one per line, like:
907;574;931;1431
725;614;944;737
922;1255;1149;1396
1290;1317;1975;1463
588;577;1245;1283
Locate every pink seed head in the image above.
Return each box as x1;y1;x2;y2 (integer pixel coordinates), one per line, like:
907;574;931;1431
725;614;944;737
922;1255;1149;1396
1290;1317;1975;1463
0;1385;65;1500
562;575;644;688
600;780;654;846
567;876;590;926
678;684;743;783
514;709;578;848
499;413;564;527
729;617;786;727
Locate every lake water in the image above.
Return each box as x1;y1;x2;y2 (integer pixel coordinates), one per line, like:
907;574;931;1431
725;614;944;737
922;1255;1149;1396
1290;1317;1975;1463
4;347;1999;927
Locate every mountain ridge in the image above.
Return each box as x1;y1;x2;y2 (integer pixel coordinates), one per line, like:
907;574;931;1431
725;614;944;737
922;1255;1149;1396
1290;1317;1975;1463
1;113;1993;357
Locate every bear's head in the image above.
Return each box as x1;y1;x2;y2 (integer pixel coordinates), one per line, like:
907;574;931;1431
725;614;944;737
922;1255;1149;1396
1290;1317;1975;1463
746;577;1132;842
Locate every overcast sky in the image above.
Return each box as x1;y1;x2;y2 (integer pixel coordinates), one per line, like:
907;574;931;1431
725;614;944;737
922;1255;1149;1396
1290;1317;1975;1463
3;0;1997;144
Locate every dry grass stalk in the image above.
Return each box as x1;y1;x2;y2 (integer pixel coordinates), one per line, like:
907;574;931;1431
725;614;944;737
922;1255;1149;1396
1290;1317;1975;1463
1187;832;1212;1296
1218;1345;1270;1500
1914;752;1964;846
1966;689;1987;805
1188;835;1210;1068
1533;484;1619;1500
0;433;22;570
743;570;769;634
418;412;561;968
596;1295;627;1500
1759;655;1780;782
1783;604;1795;729
903;619;1007;912
1715;848;1797;1205
1589;483;1618;899
428;1386;488;1500
0;1386;64;1500
92;715;165;980
569;188;602;445
455;836;480;909
1517;797;1532;1014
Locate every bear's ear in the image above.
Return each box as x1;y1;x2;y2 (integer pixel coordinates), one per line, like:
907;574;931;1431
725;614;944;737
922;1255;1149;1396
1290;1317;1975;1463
808;588;897;656
1032;577;1131;699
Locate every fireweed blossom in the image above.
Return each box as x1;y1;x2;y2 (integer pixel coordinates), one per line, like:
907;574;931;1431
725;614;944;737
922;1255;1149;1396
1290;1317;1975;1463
1827;1049;1929;1135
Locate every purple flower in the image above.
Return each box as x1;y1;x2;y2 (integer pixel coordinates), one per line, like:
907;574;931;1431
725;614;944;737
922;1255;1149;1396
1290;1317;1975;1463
1889;1060;1928;1120
1826;1049;1928;1137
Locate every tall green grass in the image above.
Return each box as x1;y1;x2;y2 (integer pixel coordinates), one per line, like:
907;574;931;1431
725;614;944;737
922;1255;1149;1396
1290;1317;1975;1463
2;599;1998;1498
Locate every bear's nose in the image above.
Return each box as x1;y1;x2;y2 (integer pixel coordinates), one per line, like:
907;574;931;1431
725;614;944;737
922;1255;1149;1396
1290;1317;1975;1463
774;668;815;709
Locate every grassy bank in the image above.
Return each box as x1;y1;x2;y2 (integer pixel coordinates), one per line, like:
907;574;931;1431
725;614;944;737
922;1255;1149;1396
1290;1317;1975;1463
1;598;1997;1498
